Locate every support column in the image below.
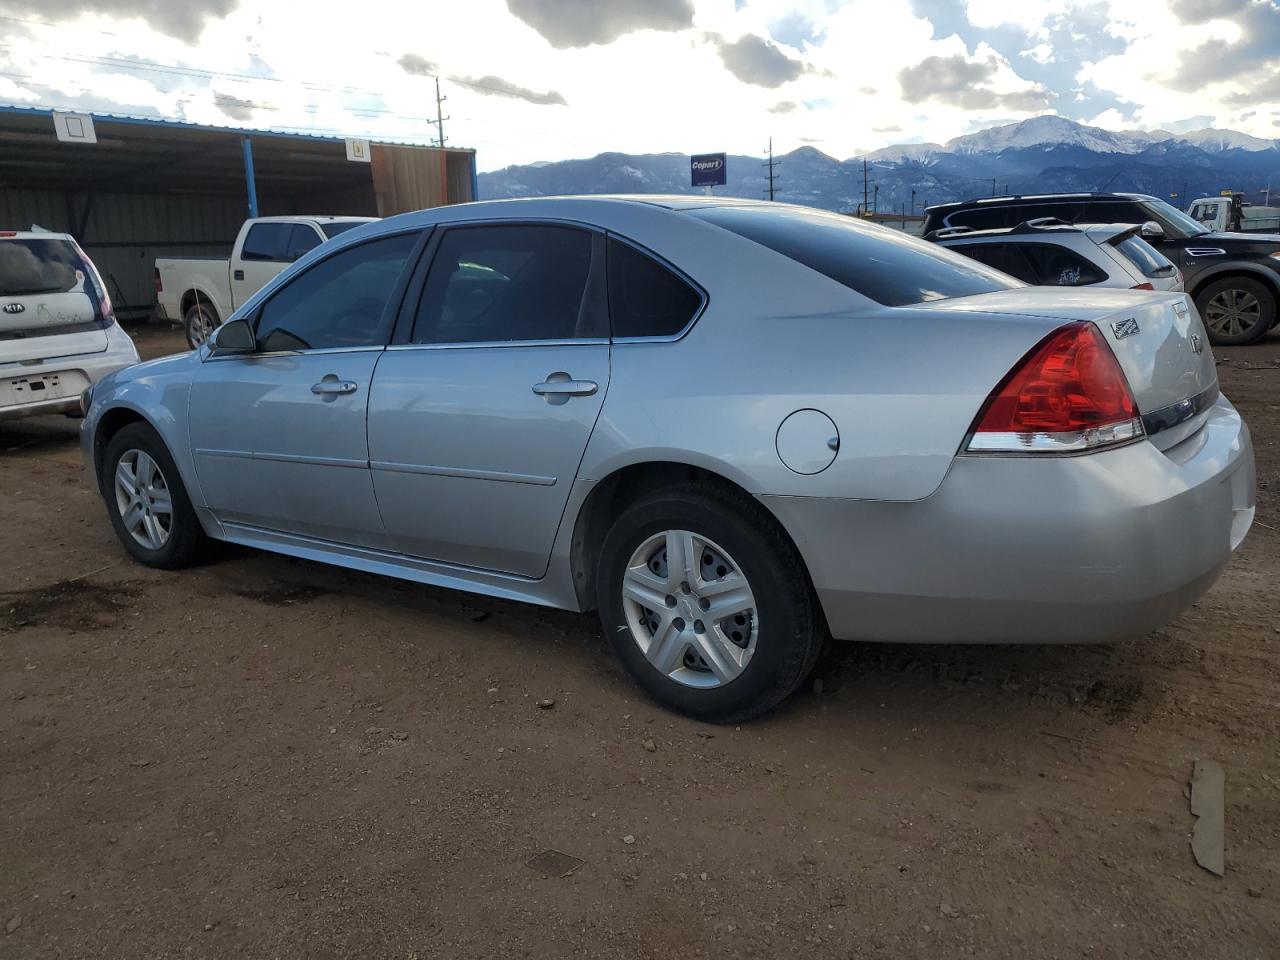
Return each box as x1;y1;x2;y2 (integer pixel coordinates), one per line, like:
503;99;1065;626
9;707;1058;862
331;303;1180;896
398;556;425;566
241;136;259;218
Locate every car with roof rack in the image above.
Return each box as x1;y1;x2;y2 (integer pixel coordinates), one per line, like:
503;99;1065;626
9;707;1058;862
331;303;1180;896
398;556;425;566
924;192;1280;345
926;218;1183;293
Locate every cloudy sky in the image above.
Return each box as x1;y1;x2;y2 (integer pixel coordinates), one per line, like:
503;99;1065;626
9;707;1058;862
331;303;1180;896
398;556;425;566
0;0;1277;170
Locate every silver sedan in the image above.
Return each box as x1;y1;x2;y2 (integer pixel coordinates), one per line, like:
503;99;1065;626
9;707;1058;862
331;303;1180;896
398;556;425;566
81;197;1256;721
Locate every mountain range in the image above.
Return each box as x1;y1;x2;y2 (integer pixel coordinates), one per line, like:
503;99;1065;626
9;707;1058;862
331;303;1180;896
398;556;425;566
478;115;1280;214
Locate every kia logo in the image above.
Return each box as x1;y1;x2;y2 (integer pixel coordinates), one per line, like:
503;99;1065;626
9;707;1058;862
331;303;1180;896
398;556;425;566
1;302;25;314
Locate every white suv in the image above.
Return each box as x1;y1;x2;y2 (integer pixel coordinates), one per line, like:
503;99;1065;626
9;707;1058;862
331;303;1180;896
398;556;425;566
1;230;139;421
927;219;1183;293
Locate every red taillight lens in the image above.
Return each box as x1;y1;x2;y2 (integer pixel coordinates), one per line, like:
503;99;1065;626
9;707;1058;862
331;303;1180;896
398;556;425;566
966;322;1143;454
1131;282;1154;290
154;267;163;294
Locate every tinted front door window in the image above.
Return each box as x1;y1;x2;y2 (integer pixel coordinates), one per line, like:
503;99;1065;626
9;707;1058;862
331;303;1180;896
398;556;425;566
241;223;288;262
254;232;417;352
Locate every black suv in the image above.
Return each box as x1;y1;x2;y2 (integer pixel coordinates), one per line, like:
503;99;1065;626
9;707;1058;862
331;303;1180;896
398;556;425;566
923;192;1280;345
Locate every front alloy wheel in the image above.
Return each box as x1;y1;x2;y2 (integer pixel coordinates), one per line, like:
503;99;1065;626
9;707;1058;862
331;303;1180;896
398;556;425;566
113;449;173;549
621;530;758;688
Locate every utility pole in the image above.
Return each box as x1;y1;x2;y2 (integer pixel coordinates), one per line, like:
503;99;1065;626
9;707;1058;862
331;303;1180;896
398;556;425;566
990;177;997;197
433;77;449;148
910;188;916;217
862;159;869;218
763;136;780;201
873;183;879;215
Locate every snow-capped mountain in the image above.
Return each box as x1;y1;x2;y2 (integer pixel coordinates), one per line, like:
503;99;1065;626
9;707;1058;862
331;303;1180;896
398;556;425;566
478;116;1280;213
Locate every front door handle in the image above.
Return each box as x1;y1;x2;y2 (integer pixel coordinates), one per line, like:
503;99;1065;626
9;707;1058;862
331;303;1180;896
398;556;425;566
311;377;358;397
533;372;598;405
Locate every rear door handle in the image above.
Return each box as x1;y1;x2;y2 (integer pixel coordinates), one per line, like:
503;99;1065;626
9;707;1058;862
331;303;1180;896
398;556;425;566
533;373;598;405
311;378;358;397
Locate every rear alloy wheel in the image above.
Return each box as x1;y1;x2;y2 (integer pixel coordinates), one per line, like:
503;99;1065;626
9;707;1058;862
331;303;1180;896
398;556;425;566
184;302;219;349
597;484;824;722
1196;276;1275;346
102;422;207;568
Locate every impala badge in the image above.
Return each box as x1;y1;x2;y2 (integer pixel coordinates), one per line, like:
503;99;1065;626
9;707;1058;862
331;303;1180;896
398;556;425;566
1;302;25;315
1111;317;1140;340
1191;333;1204;355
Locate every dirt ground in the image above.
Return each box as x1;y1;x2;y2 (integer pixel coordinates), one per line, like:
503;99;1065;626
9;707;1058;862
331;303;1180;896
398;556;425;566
1;322;1278;959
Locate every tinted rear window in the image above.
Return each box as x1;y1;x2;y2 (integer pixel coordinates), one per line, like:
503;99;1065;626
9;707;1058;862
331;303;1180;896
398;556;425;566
320;221;366;239
689;206;1021;306
0;238;89;296
1113;234;1175;277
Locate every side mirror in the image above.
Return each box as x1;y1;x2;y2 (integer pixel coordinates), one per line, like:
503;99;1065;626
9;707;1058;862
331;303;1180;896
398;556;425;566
1140;221;1165;241
211;318;255;354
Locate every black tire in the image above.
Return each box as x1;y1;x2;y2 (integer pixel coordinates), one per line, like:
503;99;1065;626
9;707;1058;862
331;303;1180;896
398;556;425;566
184;300;219;350
595;483;825;723
1194;276;1275;346
101;422;207;569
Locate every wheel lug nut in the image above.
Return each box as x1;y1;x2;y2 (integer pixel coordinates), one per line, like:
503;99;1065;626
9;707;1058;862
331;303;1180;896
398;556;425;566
681;581;691;594
694;620;705;634
673;617;686;631
698;597;710;611
665;595;676;608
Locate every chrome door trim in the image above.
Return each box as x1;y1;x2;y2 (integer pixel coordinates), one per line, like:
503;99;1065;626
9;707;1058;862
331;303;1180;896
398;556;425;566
384;338;608;352
204;345;386;362
370;459;557;486
195;448;368;469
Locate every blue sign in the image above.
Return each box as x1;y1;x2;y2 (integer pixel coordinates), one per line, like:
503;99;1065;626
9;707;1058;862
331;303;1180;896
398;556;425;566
691;152;727;188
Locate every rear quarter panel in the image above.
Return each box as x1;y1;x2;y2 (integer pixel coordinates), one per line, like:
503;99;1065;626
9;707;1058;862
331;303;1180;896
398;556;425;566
578;212;1065;502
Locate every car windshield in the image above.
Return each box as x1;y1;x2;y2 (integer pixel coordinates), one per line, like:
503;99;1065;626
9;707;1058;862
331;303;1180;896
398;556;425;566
1139;199;1211;239
0;238;87;296
320;221;366;239
688;205;1022;306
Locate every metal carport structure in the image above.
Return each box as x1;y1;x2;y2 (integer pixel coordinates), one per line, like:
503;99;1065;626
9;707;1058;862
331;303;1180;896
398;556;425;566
0;106;476;321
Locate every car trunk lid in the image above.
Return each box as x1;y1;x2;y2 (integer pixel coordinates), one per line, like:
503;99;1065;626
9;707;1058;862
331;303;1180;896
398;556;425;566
930;288;1218;450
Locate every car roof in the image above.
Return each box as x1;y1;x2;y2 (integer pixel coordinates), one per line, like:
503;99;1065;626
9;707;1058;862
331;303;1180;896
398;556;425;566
249;215;379;224
925;192;1159;213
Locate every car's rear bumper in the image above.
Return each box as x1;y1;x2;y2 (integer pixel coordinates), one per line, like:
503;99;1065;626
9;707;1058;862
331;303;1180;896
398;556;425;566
761;395;1255;644
0;324;140;422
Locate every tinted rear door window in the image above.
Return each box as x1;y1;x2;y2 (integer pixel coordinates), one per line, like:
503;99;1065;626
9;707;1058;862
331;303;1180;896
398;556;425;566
951;243;1037;283
413;224;598;344
607;238;702;338
1019;244;1107;286
689;205;1021;306
284;224;322;262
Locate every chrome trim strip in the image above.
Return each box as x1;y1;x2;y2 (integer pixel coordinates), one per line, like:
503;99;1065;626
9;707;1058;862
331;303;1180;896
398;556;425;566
194;448;367;469
205;345;384;361
964;417;1144;455
1142;382;1220;437
385;339;607;352
370;460;556;485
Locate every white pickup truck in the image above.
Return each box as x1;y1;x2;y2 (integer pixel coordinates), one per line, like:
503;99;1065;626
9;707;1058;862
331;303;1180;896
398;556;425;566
1187;195;1280;235
156;215;376;347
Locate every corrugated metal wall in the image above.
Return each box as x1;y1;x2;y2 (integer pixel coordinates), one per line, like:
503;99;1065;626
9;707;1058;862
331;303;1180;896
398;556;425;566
0;188;241;320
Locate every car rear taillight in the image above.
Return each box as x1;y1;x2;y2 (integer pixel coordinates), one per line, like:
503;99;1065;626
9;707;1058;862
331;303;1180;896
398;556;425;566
154;267;163;294
1131;282;1154;290
965;322;1144;454
0;231;16;237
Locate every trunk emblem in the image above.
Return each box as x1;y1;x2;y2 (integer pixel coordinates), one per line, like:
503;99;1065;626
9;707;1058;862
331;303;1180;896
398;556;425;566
1111;317;1140;339
2;302;25;314
1191;334;1204;355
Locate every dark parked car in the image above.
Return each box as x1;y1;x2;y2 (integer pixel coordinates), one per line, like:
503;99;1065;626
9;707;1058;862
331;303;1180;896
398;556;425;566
924;192;1280;345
